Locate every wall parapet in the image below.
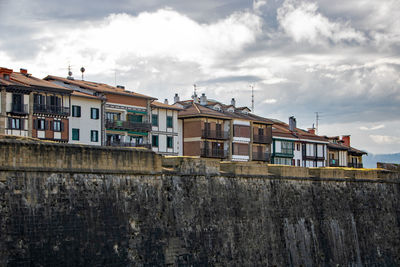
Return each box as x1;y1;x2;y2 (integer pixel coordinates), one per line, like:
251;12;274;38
1;139;399;181
0;139;162;175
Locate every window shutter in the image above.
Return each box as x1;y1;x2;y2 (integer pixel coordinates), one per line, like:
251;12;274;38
21;119;24;130
8;117;12;129
45;120;49;130
33;119;37;130
61;122;64;131
50;121;53;131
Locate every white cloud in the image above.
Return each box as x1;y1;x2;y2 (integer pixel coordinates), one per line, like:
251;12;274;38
370;135;400;145
360;124;385;131
28;9;262;76
253;0;267;14
263;98;277;104
277;0;366;45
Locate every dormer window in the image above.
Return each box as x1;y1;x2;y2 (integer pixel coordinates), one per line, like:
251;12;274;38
213;104;221;111
3;74;10;80
227;107;234;112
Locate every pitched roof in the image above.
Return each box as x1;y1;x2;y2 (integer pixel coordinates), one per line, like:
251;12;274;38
71;91;102;100
0;69;71;92
151;101;183;110
44;75;156;100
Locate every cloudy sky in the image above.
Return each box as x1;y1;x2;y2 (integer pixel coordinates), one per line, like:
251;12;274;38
1;0;399;154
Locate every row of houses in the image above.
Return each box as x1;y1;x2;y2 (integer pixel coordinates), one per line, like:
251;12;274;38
0;67;366;167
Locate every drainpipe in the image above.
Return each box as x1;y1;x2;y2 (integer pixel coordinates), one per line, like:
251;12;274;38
0;86;6;134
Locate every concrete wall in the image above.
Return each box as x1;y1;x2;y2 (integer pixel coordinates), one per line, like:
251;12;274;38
0;139;399;266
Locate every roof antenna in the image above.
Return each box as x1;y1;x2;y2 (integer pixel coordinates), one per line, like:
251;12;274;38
80;67;85;81
250;84;255;113
67;64;73;80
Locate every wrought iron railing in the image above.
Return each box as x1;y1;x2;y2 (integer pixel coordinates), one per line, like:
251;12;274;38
33;104;70;116
105;119;152;132
201;130;229;140
252;152;271;162
348;163;363;168
11;103;28;114
253;134;272;144
200;148;228;159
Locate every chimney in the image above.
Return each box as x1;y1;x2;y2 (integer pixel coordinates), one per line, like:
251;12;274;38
20;68;28;75
342;135;351;147
231;98;236;107
174;93;180;103
200;93;207;105
308;128;315;135
164;99;169;105
289;116;297;131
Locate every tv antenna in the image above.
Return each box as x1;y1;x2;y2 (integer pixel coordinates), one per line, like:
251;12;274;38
249;84;255;112
315;112;322;135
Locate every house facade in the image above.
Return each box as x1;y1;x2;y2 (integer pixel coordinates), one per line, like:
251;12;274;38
325;135;366;168
150;100;182;155
45;75;155;148
271;117;328;167
175;93;272;162
69;91;102;145
0;67;72;142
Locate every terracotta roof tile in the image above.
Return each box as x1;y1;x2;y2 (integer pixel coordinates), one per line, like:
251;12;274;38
44;75;156;99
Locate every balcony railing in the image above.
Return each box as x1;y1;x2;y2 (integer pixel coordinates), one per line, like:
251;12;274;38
329;159;340;167
10;103;28;114
106;141;151;149
106;119;152;132
200;148;228;159
253;134;272;144
33;104;70;116
201;130;229;140
252;152;271;162
348;163;363;168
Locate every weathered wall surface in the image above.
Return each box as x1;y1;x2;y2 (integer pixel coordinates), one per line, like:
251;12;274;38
0;140;400;266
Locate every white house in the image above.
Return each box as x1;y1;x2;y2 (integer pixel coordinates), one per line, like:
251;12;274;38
69;91;103;146
150;100;182;155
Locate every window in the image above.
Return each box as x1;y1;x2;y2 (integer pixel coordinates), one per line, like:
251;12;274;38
53;120;62;132
152;114;158;126
91;130;99;142
72;128;80;141
8;118;22;129
72;105;81;117
91;108;99;119
106;112;121;121
281;141;294;155
296;143;301;151
167;136;173;148
129;114;143;123
152;135;159;147
166;116;173;128
297;159;301;166
36;119;46;130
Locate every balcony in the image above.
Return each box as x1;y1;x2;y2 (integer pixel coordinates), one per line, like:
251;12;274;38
33;104;70;116
253;134;272;144
106;141;151;149
252;152;271;162
201;130;229;140
329;159;340;167
106;119;152;132
200;148;228;159
9;103;28;115
348;163;363;168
